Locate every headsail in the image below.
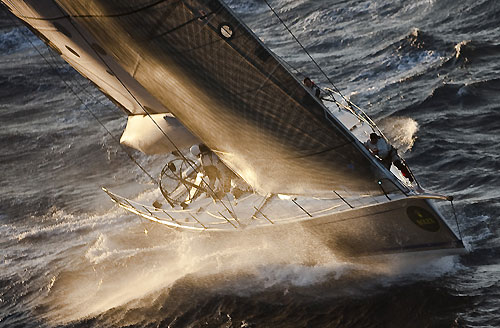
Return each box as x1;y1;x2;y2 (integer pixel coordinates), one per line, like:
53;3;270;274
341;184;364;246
4;0;401;196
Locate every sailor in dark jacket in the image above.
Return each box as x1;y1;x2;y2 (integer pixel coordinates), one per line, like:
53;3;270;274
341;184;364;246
303;77;321;99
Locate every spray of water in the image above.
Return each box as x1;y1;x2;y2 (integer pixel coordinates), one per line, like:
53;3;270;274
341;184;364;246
42;206;461;325
43;217;357;323
379;116;419;153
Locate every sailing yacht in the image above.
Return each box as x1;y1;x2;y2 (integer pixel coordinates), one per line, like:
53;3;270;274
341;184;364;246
3;0;465;258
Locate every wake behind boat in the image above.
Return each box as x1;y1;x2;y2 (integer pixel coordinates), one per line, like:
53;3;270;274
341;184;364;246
2;0;465;258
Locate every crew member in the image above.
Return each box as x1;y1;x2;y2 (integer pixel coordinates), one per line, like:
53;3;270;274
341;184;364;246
364;133;414;182
364;133;390;162
198;144;221;191
303;77;321;99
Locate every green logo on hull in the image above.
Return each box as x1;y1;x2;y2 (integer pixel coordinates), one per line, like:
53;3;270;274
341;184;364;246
407;206;440;232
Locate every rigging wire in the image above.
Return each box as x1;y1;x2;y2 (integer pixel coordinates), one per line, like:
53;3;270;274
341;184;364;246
261;1;369;133
261;0;348;102
3;8;160;187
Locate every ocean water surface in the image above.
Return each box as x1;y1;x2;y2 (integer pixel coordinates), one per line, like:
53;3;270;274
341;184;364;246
1;0;499;327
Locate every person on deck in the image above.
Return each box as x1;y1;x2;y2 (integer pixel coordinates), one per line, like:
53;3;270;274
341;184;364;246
191;144;233;196
197;144;222;192
303;77;322;99
364;133;390;161
364;133;414;182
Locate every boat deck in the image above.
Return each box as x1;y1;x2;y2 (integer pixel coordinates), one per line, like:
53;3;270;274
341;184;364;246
102;187;409;231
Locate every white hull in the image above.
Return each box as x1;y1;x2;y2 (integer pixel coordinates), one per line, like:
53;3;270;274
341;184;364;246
105;189;464;258
294;197;464;258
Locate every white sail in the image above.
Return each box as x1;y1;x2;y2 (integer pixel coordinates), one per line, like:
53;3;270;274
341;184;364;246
120;113;200;154
3;0;401;196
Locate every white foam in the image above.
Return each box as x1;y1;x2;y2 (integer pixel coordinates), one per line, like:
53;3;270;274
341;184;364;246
252;261;358;288
45;219;356;322
379;116;419;153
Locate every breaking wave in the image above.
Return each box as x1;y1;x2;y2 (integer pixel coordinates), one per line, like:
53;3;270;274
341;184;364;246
378;116;419;153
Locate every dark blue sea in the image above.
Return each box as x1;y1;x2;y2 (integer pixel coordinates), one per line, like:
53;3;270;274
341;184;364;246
1;0;499;327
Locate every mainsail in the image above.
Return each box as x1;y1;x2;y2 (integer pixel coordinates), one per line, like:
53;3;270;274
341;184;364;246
3;0;401;196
